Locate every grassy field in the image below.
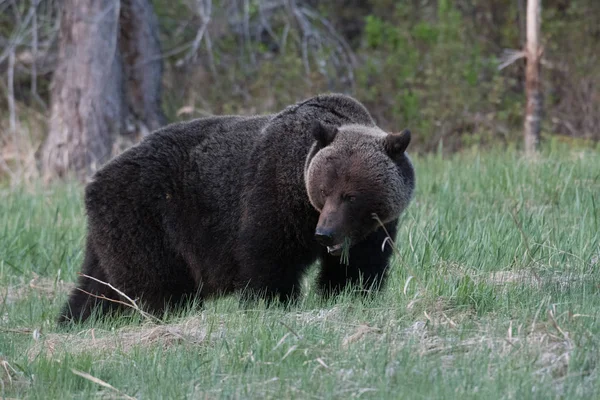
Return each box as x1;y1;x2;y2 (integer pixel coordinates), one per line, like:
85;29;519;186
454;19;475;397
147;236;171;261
1;145;599;399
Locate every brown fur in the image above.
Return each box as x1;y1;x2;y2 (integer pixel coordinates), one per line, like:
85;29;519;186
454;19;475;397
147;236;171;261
58;94;415;324
306;124;413;249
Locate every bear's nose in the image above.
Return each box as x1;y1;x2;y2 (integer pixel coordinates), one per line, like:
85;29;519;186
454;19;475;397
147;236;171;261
314;229;334;246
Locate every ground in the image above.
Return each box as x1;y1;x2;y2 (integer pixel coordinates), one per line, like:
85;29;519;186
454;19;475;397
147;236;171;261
1;145;599;399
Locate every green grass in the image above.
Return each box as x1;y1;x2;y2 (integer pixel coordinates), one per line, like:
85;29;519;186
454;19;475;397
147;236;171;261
1;145;599;399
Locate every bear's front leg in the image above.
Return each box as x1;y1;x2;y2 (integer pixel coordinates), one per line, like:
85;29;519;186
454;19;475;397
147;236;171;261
236;257;304;305
235;181;320;305
317;220;398;298
235;234;315;305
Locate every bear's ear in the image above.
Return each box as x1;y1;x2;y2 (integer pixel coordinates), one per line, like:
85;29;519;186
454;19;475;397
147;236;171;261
383;129;411;159
311;121;338;147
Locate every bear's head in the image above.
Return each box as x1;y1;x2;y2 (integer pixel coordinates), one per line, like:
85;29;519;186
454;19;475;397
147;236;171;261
304;122;415;255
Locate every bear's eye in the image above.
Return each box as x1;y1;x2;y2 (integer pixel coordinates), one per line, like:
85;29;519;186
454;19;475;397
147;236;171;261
320;189;326;197
343;194;357;203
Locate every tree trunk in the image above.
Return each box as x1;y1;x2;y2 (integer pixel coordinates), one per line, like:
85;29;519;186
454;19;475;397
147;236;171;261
524;0;542;155
41;0;165;180
119;0;166;134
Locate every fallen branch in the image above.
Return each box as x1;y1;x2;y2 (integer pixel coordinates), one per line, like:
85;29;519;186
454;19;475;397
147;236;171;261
78;273;161;324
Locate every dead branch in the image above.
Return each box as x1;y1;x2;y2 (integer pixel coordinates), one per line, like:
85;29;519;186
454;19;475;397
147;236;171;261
176;0;354;88
178;0;215;70
79;273;162;324
498;48;526;70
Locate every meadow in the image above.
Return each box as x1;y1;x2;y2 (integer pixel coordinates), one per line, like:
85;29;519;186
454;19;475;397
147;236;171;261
1;144;599;399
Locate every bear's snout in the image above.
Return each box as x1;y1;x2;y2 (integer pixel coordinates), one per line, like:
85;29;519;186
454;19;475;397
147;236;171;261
314;228;335;246
315;200;344;247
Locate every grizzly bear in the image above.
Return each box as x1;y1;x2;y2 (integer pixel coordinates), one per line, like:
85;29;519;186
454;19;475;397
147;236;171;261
58;94;415;324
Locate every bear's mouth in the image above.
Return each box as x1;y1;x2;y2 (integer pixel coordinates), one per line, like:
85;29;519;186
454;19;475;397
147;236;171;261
327;242;347;256
327;244;343;256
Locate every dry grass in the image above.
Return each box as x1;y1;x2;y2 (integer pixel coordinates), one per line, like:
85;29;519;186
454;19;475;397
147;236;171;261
1;273;73;305
24;300;576;389
0;107;47;184
487;270;541;286
27;314;223;361
403;318;573;375
28;307;343;360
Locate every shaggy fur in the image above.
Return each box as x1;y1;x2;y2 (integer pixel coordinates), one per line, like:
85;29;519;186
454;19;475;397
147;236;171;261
59;94;415;324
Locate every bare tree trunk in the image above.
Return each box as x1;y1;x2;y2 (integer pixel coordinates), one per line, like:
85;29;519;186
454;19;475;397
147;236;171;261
119;0;166;134
524;0;542;155
42;0;122;180
42;0;165;180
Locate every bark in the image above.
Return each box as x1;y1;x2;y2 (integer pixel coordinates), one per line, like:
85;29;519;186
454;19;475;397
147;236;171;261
42;0;122;179
41;0;165;180
524;0;542;155
119;0;166;134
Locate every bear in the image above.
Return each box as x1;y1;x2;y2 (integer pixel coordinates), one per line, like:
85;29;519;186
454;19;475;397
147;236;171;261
58;94;415;324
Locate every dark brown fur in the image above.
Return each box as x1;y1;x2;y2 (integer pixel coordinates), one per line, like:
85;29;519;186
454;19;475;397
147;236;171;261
59;94;415;324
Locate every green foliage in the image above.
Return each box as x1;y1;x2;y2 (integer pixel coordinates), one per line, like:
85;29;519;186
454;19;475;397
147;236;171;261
356;2;523;149
453;275;495;314
2;146;600;398
5;0;598;158
340;237;352;266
